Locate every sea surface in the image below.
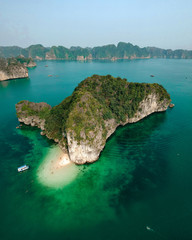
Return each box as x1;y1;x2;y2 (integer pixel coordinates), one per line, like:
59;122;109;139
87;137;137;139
0;59;192;240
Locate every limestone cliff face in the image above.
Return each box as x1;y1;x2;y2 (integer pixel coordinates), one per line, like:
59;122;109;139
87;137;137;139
45;52;56;60
126;94;168;123
66;93;170;164
67;126;104;164
25;60;37;68
0;65;28;81
0;56;36;81
18;115;46;130
16;101;52;130
76;54;93;61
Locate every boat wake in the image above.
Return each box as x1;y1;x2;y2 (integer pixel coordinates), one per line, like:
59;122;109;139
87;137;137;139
146;226;168;240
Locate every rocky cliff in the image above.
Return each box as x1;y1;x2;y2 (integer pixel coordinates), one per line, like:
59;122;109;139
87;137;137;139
16;101;51;130
0;65;28;81
0;56;36;81
24;60;37;68
16;75;171;164
66;93;169;164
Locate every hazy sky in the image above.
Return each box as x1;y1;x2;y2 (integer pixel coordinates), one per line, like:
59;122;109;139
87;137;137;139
1;0;192;49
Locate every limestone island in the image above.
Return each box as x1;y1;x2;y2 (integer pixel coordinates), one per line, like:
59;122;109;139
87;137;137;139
0;56;36;81
16;75;171;165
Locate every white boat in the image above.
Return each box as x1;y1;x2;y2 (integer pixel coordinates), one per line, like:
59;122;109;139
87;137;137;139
146;226;154;231
18;165;29;172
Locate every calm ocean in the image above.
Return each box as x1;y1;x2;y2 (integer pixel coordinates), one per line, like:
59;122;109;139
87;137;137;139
0;59;192;240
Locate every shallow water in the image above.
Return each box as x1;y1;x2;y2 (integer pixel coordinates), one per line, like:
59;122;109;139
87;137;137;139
0;59;192;240
37;145;80;188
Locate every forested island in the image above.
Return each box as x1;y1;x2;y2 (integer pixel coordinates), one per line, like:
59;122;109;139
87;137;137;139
1;42;192;60
16;75;171;164
0;56;36;81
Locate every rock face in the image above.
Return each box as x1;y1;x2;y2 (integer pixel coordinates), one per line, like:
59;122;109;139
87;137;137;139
67;93;169;164
126;94;168;123
16;101;52;130
45;52;56;60
16;75;171;165
18;115;45;130
169;103;175;108
67;125;105;164
25;60;37;68
0;65;28;81
0;56;36;81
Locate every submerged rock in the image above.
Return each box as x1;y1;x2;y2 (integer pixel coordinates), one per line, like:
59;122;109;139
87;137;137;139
169;103;175;108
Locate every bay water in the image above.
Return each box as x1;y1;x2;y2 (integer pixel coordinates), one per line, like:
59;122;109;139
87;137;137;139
0;59;192;240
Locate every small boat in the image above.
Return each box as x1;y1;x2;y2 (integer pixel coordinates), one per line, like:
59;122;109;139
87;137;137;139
18;165;29;172
45;65;48;67
150;75;155;77
146;226;154;231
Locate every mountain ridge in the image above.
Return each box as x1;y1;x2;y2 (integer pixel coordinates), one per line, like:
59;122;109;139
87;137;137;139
1;42;192;60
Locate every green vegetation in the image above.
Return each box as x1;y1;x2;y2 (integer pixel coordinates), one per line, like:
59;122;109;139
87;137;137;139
44;75;170;143
0;56;35;72
16;75;170;147
0;46;28;58
20;104;50;119
16;101;51;120
0;57;23;75
26;44;48;59
1;42;192;59
15;56;33;65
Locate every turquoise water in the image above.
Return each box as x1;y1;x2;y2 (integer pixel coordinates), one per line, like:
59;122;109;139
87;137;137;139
0;59;192;240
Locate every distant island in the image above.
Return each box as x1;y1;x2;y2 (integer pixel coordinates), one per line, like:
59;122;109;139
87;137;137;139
16;75;171;164
1;42;192;61
0;56;36;81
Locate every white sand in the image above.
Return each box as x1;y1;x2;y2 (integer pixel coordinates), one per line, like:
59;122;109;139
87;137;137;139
58;155;71;167
37;146;80;188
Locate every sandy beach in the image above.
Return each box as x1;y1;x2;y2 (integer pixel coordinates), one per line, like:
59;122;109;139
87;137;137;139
37;146;80;188
51;151;71;171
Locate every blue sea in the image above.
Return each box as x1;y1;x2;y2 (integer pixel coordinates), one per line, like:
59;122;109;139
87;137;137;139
0;59;192;240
